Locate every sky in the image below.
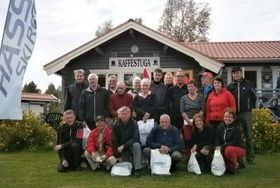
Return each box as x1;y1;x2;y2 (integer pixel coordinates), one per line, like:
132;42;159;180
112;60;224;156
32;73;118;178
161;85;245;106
0;0;280;92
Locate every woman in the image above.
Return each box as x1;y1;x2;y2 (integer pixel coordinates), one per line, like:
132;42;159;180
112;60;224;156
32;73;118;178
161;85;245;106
134;78;158;121
215;108;245;174
164;72;174;88
206;77;236;129
180;80;205;147
190;113;214;173
128;77;141;99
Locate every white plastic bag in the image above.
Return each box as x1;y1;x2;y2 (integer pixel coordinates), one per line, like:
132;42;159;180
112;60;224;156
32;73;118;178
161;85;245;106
137;119;154;146
211;149;226;176
110;162;132;176
82;125;91;150
187;151;201;175
150;149;171;175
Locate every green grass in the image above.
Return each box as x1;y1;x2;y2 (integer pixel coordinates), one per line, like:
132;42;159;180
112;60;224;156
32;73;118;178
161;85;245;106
0;150;279;188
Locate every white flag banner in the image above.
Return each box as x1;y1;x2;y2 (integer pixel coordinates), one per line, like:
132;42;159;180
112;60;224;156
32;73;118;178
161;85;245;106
0;0;37;119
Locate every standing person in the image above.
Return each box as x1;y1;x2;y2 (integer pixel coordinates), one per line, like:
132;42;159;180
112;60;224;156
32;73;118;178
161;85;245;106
150;68;169;123
227;66;256;164
164;72;174;88
215;108;245;174
168;71;189;131
128;77;141;99
190;113;214;173
64;69;87;120
55;110;84;172
84;115;117;171
79;73;109;130
109;81;133;121
108;75;118;95
112;106;142;176
180;80;205;149
143;114;184;172
199;71;214;97
134;78;158;122
206;77;236;130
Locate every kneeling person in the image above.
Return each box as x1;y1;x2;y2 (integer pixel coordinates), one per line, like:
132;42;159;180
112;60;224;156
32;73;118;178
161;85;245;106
55;110;84;172
85;115;117;171
143;114;184;171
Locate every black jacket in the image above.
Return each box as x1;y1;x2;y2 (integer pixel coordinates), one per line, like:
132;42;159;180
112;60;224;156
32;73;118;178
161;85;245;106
56;121;83;159
214;121;244;151
190;125;214;151
64;82;87;117
168;84;189;116
227;78;256;112
79;86;109;122
112;118;140;154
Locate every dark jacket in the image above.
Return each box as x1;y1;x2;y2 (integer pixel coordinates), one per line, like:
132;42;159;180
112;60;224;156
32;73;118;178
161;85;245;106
79;86;109;122
214;121;244;151
112;118;140;155
64;82;87;118
227;78;256;113
133;92;158;121
146;125;184;153
150;82;169;113
168;84;189;116
56;121;83;159
190;125;214;151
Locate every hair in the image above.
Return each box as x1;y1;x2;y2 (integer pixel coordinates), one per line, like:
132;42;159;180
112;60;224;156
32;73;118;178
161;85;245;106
192;113;205;132
187;79;197;87
154;68;163;74
117;81;126;89
224;107;237;119
213;76;224;87
164;72;174;84
117;106;131;114
74;69;85;75
88;73;98;81
141;78;151;87
63;109;75;116
132;77;141;87
108;74;117;81
160;114;170;122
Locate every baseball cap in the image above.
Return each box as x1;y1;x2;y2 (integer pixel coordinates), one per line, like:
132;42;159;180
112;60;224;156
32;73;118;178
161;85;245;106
95;115;106;122
200;72;213;78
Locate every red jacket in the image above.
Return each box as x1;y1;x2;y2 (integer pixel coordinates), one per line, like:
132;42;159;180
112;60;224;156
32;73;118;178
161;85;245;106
206;88;236;122
109;93;133;117
86;127;113;157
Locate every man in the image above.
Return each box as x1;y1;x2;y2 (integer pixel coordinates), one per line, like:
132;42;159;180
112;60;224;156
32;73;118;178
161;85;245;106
64;69;87;120
112;106;142;176
168;71;189;131
150;68;169;123
55;110;84;172
143;114;184;171
199;71;213;97
108;74;118;95
84;115;117;171
109;81;133;119
227;66;256;164
79;73;109;130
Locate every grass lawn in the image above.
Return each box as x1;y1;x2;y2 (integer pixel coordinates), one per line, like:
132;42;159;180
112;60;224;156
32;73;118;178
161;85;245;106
0;150;279;188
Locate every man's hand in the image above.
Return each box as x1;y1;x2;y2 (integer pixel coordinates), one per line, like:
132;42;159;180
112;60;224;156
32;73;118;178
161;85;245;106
143;112;150;121
62;159;68;167
159;145;170;154
191;144;197;152
54;144;62;151
117;145;124;153
91;152;97;160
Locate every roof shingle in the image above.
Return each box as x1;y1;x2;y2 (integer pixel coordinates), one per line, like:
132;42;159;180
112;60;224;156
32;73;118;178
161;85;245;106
22;92;58;102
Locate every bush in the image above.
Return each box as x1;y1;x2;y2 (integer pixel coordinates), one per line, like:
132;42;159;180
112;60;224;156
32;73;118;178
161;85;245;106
252;108;280;152
0;111;56;151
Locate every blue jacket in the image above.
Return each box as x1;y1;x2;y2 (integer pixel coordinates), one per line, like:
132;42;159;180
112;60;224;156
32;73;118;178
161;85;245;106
146;125;184;153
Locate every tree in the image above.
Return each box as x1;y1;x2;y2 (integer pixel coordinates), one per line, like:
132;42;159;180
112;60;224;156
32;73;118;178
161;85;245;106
95;19;113;37
44;83;62;113
158;0;211;42
22;81;41;93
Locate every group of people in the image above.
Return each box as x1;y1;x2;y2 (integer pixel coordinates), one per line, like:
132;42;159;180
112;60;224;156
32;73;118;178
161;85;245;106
55;66;256;176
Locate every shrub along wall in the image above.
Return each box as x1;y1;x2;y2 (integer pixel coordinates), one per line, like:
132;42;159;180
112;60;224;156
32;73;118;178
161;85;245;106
252;108;280;152
0;111;56;151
